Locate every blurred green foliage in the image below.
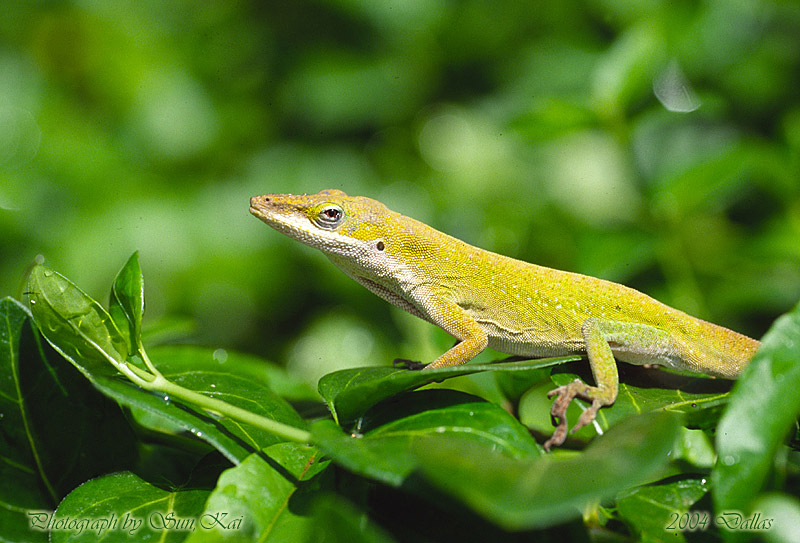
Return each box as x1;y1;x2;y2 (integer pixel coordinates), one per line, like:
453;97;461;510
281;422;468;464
2;0;799;385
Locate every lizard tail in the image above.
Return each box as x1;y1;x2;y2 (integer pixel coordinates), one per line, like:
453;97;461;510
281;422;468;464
677;318;760;379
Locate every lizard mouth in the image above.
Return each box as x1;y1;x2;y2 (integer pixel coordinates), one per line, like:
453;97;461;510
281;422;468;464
249;196;266;214
249;202;301;234
249;198;272;219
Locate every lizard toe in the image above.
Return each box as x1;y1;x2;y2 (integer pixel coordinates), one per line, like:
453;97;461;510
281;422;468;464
571;400;601;434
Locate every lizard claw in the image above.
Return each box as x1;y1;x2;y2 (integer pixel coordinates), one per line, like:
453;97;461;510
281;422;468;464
393;358;426;370
544;379;579;450
543;379;597;451
574;400;601;432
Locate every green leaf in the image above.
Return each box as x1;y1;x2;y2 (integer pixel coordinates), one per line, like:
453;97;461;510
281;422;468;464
318;356;577;426
27;264;307;463
312;390;541;487
185;443;330;543
672;427;716;469
412;411;682;530
0;297;53;543
48;471;208;543
493;365;552;405
88;347;307;464
146;345;307;439
88;377;254;463
616;478;710;543
307;494;395;543
27;265;129;379
712;301;800;517
751;493;800;543
108;251;144;350
0;297;138;540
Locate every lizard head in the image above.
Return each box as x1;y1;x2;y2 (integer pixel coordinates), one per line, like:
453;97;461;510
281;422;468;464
249;189;394;257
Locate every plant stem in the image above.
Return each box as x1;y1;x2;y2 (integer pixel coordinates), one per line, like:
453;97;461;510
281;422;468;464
148;374;312;444
112;347;312;444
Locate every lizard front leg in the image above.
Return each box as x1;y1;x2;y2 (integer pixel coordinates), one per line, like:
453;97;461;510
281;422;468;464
421;300;489;370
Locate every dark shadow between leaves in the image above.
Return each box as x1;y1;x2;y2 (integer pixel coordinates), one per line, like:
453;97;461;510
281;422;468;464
353;388;493;434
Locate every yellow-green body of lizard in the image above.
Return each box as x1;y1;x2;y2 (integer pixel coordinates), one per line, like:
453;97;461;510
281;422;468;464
250;189;760;449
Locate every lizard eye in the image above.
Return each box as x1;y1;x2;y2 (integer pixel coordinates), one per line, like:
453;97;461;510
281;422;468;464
315;204;344;229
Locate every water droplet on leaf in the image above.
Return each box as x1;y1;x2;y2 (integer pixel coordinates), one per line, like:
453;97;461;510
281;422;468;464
213;348;228;363
723;455;736;466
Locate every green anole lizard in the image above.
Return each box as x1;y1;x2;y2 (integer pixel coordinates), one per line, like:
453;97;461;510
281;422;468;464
250;189;760;449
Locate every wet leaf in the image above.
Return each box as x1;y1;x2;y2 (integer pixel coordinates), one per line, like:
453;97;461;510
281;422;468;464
312;389;541;487
186;443;330;543
108;251;144;350
50;472;208;543
713;301;800;518
413;411;682;530
318;356;577;425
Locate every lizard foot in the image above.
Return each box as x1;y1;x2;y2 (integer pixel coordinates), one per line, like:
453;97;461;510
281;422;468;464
543;378;599;451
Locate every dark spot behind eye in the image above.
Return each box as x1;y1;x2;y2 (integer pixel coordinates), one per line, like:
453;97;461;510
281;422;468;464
376;241;385;251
